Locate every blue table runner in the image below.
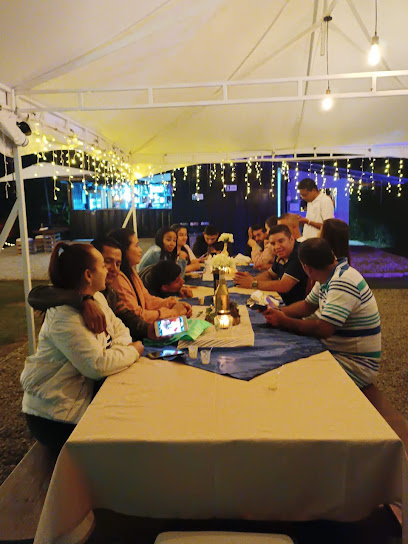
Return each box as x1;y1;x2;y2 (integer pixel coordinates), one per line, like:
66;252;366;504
144;293;325;381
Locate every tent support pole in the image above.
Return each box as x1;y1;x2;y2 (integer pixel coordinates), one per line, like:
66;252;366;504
130;180;137;236
0;201;18;251
13;145;36;355
122;209;132;228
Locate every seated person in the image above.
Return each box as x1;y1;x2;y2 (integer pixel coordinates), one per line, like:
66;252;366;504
192;224;233;258
20;242;144;454
246;222;275;270
265;215;278;235
262;238;381;389
109;228;192;323
320;218;351;263
28;237;155;340
138;226;187;276
140;260;194;298
234;225;308;305
245;223;268;255
278;213;306;242
171;223;201;273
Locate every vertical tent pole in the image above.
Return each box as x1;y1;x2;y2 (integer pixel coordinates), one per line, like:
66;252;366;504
131;179;138;236
277;166;282;217
13;145;36;354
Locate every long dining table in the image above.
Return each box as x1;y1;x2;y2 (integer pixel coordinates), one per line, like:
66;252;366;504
33;283;407;544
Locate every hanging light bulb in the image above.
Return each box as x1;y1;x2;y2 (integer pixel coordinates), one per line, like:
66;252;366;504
369;35;381;66
321;15;334;111
368;0;381;66
322;89;333;111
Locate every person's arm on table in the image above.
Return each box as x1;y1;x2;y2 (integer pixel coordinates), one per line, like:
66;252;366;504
263;307;335;338
279;299;318;318
234;268;298;294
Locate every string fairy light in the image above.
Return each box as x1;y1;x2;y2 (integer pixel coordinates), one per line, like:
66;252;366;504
269;162;275;197
244;159;252;199
397;159;404;197
333;161;339;181
230;162;236;185
255;160;262;185
357;158;364;202
370;158;376;191
385;158;391;193
220;161;226;197
195;164;201;199
294;161;299;198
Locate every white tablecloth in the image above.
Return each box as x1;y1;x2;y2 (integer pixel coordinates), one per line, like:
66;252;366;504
34;352;406;544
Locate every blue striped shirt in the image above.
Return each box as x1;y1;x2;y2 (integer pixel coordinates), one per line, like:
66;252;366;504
306;259;381;388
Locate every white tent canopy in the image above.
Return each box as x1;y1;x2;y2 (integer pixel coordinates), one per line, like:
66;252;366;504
1;0;408;174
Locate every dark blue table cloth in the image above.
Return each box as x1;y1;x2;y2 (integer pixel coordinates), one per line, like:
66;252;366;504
144;293;326;381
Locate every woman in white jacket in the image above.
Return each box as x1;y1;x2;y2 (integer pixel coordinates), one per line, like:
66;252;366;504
21;242;144;453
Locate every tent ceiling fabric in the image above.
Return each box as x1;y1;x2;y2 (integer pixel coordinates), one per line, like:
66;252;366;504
2;0;408;170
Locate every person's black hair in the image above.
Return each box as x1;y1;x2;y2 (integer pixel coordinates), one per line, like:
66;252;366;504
298;178;318;191
49;242;96;289
92;236;121;254
108;227;136;280
269;224;292;239
203;224;219;236
298;238;336;270
154;226;178;261
251;223;266;233
321;218;351;263
150;260;181;290
265;215;278;230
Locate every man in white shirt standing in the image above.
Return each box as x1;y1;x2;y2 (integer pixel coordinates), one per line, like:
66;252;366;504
297;178;334;239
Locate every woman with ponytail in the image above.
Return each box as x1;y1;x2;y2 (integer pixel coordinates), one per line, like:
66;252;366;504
20;242;144;454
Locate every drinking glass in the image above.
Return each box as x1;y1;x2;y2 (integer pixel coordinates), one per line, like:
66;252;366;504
200;349;212;365
188;345;198;359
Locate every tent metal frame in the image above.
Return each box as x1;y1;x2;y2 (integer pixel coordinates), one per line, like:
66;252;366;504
16;70;408;112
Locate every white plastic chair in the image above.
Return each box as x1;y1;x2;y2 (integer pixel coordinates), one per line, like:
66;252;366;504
154;531;294;544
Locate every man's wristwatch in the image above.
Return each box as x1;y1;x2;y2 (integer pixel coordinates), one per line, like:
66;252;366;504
251;280;258;289
81;295;94;303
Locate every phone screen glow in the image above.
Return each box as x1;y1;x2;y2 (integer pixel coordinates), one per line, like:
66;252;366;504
158;317;186;336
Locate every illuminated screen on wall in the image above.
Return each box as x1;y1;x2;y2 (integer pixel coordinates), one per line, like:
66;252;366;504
71;173;172;211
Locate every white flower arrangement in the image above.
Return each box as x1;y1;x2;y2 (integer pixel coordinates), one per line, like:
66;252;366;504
218;232;234;243
212;253;234;270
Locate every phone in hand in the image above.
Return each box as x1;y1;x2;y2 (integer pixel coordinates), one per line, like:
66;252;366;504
154;316;188;337
146;349;185;359
248;303;268;312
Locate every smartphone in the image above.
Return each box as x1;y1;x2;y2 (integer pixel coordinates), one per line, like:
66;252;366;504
146;349;185;359
154;316;188;337
248;302;268;312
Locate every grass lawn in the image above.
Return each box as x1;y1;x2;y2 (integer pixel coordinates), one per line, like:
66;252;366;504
0;280;44;346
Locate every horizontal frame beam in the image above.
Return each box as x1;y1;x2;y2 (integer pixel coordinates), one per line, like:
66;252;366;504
15;70;408;113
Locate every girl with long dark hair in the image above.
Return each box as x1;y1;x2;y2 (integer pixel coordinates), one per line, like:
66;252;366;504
108;228;192;323
138;226;187;276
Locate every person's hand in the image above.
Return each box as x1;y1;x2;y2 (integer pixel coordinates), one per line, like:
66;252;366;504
131;341;144;356
179;301;193;317
82;299;107;334
298;216;308;225
171;302;189;316
248;227;253;240
247;238;258;249
178;250;188;261
166;297;178;306
263;307;285;327
179;286;194;298
233;271;253;288
147;323;158;341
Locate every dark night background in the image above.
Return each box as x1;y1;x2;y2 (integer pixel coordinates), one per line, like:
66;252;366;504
1;153;408;256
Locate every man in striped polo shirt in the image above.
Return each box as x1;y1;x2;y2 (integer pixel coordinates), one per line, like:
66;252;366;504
263;238;381;388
